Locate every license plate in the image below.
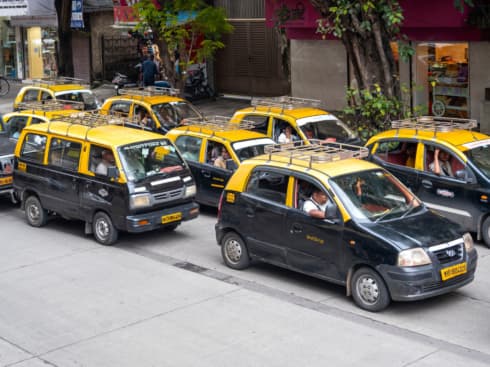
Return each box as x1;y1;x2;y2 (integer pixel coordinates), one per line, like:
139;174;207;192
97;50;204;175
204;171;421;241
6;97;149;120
0;176;12;185
440;262;467;281
161;212;182;224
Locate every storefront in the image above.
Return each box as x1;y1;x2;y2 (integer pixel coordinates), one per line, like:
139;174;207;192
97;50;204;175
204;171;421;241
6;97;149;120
0;18;17;78
265;0;490;123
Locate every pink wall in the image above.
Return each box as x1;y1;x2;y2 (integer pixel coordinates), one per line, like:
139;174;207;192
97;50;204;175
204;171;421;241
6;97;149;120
266;0;484;41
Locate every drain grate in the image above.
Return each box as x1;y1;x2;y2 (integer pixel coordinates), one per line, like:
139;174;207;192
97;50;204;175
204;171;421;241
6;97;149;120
173;261;208;273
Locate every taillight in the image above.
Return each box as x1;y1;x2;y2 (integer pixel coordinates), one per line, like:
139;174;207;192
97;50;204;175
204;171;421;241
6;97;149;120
217;191;224;220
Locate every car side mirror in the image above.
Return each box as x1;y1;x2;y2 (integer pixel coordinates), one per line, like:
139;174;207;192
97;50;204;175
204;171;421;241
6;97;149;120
107;166;119;179
226;159;238;171
324;203;341;224
455;169;474;183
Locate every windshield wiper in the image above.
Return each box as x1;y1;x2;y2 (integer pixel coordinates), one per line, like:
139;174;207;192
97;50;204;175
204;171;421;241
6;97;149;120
374;206;399;223
400;197;419;219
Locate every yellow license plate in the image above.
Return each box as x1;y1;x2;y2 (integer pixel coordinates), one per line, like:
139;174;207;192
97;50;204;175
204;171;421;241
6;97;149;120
0;176;12;185
440;262;467;281
161;212;182;224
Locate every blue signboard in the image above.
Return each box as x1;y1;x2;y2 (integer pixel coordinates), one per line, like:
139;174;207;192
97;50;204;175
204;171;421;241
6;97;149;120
71;0;84;29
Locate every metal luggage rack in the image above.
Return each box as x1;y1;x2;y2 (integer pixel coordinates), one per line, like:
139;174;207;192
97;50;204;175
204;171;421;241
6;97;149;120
251;96;323;112
30;77;89;86
181;116;258;134
264;140;368;168
17;100;85;112
391;116;477;136
47;112;129;135
118;86;180;97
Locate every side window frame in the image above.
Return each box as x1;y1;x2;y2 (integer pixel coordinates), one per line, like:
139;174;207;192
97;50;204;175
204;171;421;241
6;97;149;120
373;139;418;169
241;114;269;135
48;137;82;171
245;168;288;205
175;135;203;162
20;133;47;164
423;143;469;181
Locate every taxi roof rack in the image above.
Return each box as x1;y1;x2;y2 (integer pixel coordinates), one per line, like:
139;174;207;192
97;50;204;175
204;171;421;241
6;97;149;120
29;76;90;86
17;100;84;112
181;115;258;135
118;86;180;97
391;116;478;137
264;140;368;169
251;96;323;112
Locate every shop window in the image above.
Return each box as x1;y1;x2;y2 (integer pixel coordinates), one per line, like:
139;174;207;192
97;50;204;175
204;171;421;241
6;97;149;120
415;42;469;118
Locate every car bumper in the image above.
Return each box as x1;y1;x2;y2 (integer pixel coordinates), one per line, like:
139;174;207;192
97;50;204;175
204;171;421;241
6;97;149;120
378;250;478;302
124;202;199;233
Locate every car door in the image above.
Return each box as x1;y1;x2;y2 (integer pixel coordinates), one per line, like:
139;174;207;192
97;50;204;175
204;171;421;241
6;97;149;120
285;177;344;280
43;137;82;218
415;143;477;231
368;139;419;190
174;135;205;200
239;168;289;265
198;140;235;206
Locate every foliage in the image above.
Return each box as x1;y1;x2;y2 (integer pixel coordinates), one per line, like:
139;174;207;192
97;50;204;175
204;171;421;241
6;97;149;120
133;0;232;86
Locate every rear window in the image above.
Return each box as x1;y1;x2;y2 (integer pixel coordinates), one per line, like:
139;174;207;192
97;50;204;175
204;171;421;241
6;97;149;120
20;133;47;163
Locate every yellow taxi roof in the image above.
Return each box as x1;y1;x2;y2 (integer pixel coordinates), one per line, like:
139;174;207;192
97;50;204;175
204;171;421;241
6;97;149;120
112;94;184;105
4;109;82;119
237;106;332;119
167;125;271;142
34;84;89;92
23;121;165;147
369;128;490;152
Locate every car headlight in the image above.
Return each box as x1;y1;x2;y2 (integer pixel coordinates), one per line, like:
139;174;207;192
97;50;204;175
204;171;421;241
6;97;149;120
184;184;196;198
397;248;432;267
130;194;151;209
463;232;474;252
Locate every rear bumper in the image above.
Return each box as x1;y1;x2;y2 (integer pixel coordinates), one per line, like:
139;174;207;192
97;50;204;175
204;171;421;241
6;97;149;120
124;201;199;233
379;250;478;302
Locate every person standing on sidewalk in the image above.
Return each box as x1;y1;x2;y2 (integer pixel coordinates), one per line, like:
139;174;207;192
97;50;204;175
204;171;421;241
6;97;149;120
141;54;158;87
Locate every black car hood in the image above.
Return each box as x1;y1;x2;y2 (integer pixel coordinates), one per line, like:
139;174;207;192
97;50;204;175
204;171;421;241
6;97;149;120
360;210;463;251
0;135;16;156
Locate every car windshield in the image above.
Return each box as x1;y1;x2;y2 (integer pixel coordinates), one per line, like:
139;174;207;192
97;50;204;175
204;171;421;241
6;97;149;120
297;115;357;141
232;138;276;161
329;169;424;222
465;144;490;178
152;101;203;129
118;139;186;183
56;90;99;110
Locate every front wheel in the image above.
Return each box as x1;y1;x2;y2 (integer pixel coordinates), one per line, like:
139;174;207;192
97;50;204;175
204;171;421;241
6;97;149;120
481;217;490;248
92;211;118;245
25;195;47;227
351;267;391;312
221;232;250;270
0;77;10;96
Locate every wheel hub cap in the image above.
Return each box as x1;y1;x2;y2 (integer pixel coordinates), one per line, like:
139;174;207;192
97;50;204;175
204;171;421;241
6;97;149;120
226;239;242;262
358;277;379;304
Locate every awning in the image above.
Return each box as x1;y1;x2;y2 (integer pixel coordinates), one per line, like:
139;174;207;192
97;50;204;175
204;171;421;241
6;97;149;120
10;0;57;27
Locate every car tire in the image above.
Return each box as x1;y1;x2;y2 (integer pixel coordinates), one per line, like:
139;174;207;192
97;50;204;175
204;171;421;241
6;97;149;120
351;267;391;312
481;217;490;248
221;232;250;270
25;195;47;227
92;211;119;246
163;224;179;232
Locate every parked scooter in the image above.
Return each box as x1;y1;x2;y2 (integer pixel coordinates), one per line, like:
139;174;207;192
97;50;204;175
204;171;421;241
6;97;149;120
183;65;215;101
112;63;142;95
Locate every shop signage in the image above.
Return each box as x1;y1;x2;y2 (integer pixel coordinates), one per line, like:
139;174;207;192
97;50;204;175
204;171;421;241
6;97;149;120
71;0;84;28
0;0;28;16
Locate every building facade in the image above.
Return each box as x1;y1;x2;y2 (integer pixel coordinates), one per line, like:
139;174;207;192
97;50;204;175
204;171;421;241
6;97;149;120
266;0;490;126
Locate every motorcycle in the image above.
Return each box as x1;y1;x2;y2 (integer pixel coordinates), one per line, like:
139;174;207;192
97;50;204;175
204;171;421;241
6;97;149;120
183;65;215;101
112;63;141;95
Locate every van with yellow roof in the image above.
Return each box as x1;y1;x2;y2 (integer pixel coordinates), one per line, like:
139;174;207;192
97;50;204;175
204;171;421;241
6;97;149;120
231;96;360;145
216;142;476;311
13;113;199;245
366;116;490;247
14;77;100;111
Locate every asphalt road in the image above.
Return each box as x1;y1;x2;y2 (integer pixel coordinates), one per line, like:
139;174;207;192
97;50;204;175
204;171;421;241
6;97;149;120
0;198;489;367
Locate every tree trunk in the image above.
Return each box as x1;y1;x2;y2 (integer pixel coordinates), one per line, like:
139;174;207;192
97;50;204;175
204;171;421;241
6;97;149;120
55;0;74;77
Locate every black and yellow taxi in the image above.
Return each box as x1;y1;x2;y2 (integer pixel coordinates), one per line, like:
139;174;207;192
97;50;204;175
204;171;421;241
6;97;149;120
13;113;199;245
14;77;100;111
215;142;477;311
4;100;84;140
100;87;203;134
231;96;360;145
165;116;275;207
366;116;490;247
0;117;15;202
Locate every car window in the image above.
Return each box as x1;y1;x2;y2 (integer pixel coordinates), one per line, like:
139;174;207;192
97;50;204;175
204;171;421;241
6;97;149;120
20;133;47;163
40;91;53;101
109;101;131;116
7;116;29;139
245;169;288;204
373;140;417;168
89;145;114;176
22;89;39;102
240;114;269;135
424;144;465;180
175;135;202;162
273;118;298;143
31;117;46;125
48;138;81;171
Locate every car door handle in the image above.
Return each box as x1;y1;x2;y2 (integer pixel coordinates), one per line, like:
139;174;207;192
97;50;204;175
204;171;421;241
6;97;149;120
421;179;433;189
290;223;303;233
201;170;211;178
245;207;255;218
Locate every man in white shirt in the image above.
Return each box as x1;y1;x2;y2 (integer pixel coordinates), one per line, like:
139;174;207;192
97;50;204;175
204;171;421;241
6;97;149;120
429;148;454;177
303;188;329;219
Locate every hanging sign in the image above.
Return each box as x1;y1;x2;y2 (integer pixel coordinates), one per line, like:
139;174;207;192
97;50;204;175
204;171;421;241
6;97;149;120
71;0;84;29
0;0;28;16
